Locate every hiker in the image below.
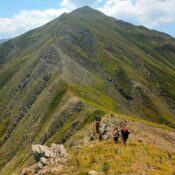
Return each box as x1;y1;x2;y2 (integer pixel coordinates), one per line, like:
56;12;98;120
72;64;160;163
98;131;103;142
95;116;101;133
113;128;119;144
121;128;130;146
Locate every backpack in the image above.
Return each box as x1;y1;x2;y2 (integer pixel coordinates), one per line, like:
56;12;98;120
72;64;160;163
122;128;130;137
113;130;119;138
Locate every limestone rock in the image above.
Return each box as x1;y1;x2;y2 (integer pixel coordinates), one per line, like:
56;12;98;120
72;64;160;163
32;144;69;162
21;144;70;175
88;170;98;175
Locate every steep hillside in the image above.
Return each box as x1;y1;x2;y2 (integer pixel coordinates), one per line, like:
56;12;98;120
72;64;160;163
0;6;175;174
66;114;175;175
0;39;9;44
20;114;175;175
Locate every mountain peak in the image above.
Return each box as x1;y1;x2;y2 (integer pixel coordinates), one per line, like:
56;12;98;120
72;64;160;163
75;6;93;11
71;6;102;14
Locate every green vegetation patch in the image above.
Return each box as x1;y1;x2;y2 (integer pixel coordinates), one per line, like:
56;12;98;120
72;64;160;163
69;140;175;175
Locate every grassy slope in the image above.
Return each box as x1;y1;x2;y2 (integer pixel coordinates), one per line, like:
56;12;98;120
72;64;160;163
58;8;175;126
64;114;175;175
69;141;175;175
0;6;175;174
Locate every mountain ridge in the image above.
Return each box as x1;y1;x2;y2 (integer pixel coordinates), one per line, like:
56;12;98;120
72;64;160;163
0;6;175;174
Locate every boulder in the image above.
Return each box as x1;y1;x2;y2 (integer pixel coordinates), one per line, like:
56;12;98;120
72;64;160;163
21;144;70;175
88;170;98;175
32;144;69;162
99;123;108;135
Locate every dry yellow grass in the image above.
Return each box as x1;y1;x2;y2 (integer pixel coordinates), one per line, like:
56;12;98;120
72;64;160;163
68;140;175;175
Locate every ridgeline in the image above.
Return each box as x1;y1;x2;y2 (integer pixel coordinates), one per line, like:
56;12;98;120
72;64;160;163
0;6;175;175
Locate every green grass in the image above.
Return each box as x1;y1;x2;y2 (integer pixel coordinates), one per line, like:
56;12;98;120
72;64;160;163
0;6;175;175
0;120;9;139
46;109;105;145
68;140;175;175
71;84;117;112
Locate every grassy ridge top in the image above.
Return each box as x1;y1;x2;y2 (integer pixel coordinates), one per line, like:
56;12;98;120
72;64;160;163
69;141;175;175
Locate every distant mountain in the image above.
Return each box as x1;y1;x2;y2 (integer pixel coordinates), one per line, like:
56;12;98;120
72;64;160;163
0;6;175;174
0;38;9;44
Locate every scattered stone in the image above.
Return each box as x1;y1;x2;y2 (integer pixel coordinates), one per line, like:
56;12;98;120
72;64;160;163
99;123;108;135
37;162;43;169
40;157;47;166
137;139;143;143
88;170;98;175
108;76;112;82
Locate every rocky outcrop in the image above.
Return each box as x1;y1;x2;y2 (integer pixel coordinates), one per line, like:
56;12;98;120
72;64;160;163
32;144;69;161
21;144;70;175
40;46;61;64
67;115;175;153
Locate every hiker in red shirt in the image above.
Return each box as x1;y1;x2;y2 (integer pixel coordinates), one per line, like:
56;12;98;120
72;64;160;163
113;128;119;144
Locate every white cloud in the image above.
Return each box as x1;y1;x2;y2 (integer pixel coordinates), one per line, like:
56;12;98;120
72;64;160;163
0;8;69;39
100;0;175;28
0;0;103;39
61;0;102;10
0;0;175;39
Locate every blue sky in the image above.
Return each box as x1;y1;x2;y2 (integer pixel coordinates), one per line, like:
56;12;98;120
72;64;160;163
0;0;61;17
0;0;175;39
